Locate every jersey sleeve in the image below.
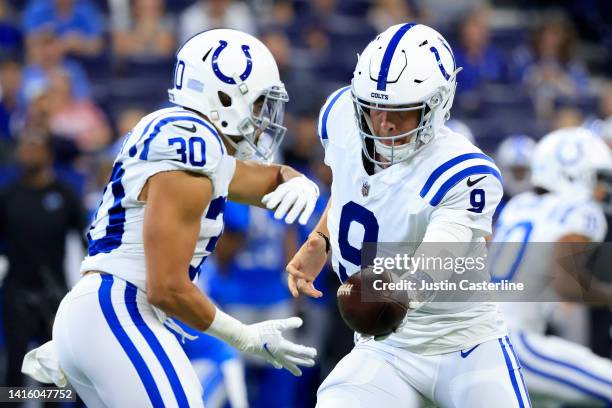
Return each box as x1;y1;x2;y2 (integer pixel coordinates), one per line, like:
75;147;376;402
317;86;351;162
428;168;504;238
136;116;234;196
557;201;608;242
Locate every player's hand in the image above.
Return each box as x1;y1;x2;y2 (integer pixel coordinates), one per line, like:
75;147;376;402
286;233;327;298
241;317;317;376
262;176;319;225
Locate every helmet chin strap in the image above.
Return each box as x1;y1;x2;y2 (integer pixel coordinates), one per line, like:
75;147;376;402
234;139;256;161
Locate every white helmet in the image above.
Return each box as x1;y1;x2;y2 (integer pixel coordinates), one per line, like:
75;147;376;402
446;119;475;144
531;127;612;199
496;134;536;197
168;29;289;162
351;23;461;165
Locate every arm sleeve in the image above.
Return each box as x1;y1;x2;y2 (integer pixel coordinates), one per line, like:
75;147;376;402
316;86;351;163
429;174;503;239
142;120;232;196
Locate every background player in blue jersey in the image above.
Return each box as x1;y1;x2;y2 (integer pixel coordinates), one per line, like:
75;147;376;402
176;257;248;408
207;201;298;408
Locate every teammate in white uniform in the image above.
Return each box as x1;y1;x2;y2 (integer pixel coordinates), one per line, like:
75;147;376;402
493;127;612;406
286;23;531;407
496;134;536;198
23;30;320;407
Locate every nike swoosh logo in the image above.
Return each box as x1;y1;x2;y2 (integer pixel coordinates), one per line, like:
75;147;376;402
466;175;486;187
263;342;275;358
173;123;197;133
460;344;479;358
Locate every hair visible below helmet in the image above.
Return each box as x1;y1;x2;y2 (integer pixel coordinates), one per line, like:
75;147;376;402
351;23;461;166
496;134;537;197
168;29;288;162
531;127;612;199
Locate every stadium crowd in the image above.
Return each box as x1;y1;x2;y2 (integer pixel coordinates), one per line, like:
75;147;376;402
0;0;611;407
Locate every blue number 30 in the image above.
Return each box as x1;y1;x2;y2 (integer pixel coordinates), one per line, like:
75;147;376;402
168;137;206;167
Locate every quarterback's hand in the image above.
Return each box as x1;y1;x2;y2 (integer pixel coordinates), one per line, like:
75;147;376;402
286;233;327;298
240;317;316;376
262;176;319;225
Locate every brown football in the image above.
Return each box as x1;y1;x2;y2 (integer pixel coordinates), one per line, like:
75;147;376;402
336;269;410;337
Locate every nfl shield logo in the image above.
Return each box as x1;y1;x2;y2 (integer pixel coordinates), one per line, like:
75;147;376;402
361;181;370;197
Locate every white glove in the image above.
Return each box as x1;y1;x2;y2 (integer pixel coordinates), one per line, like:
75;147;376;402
205;309;316;376
262;176;319;225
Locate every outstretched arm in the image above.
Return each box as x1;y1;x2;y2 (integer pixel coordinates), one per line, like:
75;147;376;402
143;170;316;375
286;199;331;298
229;160;319;225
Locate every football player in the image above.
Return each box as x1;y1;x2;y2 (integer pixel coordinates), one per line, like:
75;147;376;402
492;128;612;405
496;134;536;199
286;23;531;407
23;29;318;407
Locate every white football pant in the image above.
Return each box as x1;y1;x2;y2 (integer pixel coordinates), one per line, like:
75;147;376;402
53;273;204;407
317;336;531;407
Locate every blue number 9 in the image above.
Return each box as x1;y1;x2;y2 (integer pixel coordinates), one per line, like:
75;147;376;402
468;188;485;213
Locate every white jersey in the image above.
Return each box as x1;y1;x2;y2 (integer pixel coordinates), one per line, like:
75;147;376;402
493;191;607;334
81;107;236;290
318;87;507;355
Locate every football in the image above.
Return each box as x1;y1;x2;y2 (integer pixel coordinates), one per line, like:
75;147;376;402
336;269;410;337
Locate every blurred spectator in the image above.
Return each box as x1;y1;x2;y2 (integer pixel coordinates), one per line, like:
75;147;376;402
416;0;487;29
20;28;91;104
45;68;111;152
261;30;324;114
282;112;319;174
552;106;584;130
367;0;417;33
22;0;104;56
178;0;256;44
513;13;590;119
0;0;22;55
112;0;176;59
584;81;612;146
0;130;86;388
0;57;21;141
454;6;506;96
257;0;295;29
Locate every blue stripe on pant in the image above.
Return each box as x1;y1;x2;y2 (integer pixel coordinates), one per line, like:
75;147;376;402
517;333;611;403
98;274;164;407
506;336;532;407
499;336;531;407
124;282;189;407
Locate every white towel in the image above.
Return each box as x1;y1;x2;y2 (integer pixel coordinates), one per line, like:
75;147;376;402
21;340;68;387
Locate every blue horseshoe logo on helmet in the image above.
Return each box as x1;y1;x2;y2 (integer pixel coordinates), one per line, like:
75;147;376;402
556;140;583;165
211;40;253;84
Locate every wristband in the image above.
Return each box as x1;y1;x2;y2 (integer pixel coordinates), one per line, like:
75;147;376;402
204;308;248;350
316;231;331;254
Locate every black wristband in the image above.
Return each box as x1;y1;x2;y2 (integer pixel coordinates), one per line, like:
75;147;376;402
316;231;331;254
